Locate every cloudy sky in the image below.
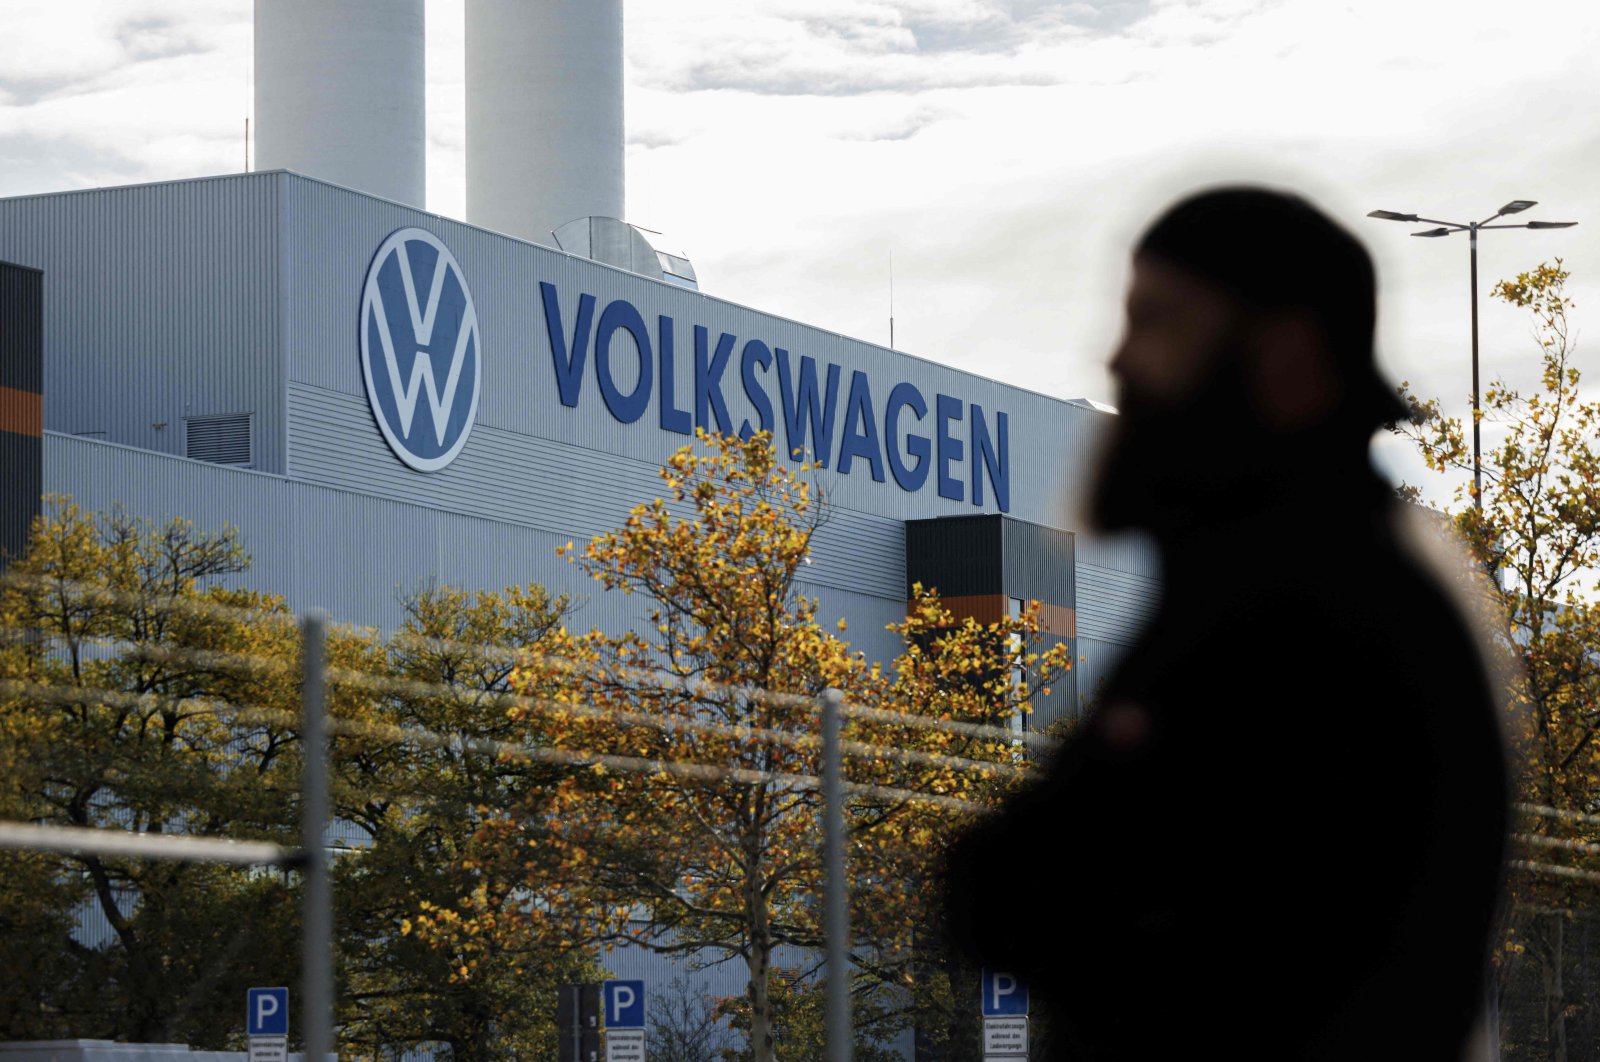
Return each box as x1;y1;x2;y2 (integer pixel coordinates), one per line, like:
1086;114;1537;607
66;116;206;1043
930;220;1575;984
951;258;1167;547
1;0;1594;500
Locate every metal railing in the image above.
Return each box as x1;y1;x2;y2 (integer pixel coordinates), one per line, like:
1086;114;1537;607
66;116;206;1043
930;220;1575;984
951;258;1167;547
0;592;1052;1061
4;588;1599;1059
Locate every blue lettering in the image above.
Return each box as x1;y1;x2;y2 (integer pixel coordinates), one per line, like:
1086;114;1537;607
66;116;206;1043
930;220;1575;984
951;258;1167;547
595;299;653;424
971;405;1009;512
775;349;841;467
694;326;736;434
936;393;964;502
836;371;885;483
657;315;691;435
541;290;1005;506
886;382;930;492
540;282;593;408
739;340;774;439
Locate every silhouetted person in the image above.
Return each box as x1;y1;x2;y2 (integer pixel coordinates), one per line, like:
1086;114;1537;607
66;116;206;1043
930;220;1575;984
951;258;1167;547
943;187;1509;1060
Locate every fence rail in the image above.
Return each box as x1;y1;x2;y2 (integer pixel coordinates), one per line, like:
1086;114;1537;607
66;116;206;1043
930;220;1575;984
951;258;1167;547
5;580;1600;1060
0;821;295;866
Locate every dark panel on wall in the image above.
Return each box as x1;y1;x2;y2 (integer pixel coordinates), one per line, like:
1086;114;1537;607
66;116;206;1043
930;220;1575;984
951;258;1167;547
906;514;1075;608
905;514;1003;597
0;260;44;395
0;432;40;561
0;260;43;565
906;513;1081;724
999;517;1075;608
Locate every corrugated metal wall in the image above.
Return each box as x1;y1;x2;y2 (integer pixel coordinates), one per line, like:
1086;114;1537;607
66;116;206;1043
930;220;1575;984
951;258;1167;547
19;170;1167;1062
1;260;44;562
15;168;1160;665
0;174;285;473
1076;561;1160;644
274;172;1155;636
598;938;915;1059
45;433;913;651
904;516;1006;598
1074;557;1162;709
288;383;907;602
275;173;1096;526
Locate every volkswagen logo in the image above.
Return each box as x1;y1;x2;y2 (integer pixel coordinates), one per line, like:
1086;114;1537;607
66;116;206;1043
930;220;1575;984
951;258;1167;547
359;228;481;472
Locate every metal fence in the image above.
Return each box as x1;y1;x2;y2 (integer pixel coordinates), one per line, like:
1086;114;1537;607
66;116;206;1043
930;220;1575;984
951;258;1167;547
0;578;1061;1061
3;583;1598;1060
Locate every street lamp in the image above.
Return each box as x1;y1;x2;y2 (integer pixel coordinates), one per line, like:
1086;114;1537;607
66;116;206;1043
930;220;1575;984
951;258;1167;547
1367;200;1577;508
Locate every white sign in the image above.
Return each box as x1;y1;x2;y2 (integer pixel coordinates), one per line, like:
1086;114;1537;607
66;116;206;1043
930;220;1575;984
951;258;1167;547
606;1027;645;1062
248;1036;288;1062
983;1016;1028;1057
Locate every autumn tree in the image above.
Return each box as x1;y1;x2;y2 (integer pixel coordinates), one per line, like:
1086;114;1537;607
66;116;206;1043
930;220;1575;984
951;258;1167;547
1396;260;1600;1059
647;976;737;1062
0;500;312;1045
412;430;1069;1062
339;581;601;1061
0;502;599;1058
712;967;908;1062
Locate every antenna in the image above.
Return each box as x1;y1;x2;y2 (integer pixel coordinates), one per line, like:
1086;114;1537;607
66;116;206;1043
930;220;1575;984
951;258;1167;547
889;249;895;350
244;28;251;173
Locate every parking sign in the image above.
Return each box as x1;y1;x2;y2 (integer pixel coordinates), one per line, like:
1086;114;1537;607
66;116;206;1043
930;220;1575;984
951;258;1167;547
247;987;290;1037
603;980;646;1029
980;969;1028;1017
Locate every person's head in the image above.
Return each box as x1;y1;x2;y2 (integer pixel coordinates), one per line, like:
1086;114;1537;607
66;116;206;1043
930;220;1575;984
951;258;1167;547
1089;186;1403;535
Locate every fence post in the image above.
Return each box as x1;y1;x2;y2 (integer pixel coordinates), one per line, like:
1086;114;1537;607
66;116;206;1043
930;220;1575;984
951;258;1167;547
301;611;333;1061
821;687;853;1062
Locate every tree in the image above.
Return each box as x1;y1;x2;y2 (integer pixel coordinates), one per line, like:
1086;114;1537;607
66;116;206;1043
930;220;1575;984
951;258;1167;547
711;967;907;1062
0;502;599;1058
0;500;312;1045
647;975;736;1062
1396;260;1600;1059
341;581;602;1061
410;430;1069;1062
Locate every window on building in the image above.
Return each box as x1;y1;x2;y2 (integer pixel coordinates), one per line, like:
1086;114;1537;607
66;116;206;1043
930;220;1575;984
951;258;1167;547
1008;597;1026;738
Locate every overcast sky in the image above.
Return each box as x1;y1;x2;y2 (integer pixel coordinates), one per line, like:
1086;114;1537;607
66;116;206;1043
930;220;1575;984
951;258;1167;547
1;0;1594;502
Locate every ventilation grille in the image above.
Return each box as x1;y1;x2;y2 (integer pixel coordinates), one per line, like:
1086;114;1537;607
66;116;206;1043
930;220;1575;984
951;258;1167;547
186;413;252;467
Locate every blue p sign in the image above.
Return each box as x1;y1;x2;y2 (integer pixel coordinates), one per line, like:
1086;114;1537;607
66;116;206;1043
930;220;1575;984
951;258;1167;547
981;969;1028;1016
603;980;645;1028
247;986;290;1037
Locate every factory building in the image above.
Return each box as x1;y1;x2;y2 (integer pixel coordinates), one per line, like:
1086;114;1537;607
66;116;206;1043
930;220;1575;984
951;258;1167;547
0;167;1158;719
0;0;1157;717
0;0;1161;1047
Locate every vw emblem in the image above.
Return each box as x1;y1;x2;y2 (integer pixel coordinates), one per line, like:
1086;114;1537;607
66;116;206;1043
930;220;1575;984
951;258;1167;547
359;227;481;471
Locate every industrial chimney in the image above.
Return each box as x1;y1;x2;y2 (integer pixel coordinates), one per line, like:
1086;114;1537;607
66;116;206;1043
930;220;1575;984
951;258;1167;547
254;0;427;207
465;0;625;245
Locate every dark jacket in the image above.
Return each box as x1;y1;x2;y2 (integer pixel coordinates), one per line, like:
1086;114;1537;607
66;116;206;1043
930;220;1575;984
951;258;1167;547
944;479;1509;1060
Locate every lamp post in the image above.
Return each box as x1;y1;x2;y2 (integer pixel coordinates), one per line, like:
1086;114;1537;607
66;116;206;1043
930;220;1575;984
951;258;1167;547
1367;201;1577;509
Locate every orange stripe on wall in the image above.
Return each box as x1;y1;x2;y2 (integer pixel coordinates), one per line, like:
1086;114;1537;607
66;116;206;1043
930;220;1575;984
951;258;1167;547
1039;602;1077;638
0;386;42;438
907;594;1077;637
932;594;1008;625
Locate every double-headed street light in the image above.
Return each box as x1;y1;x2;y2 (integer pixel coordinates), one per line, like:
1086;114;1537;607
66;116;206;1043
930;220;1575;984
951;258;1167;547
1367;200;1577;508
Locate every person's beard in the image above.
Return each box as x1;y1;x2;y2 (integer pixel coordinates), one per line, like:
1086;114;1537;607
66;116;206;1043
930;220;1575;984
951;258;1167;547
1087;354;1267;539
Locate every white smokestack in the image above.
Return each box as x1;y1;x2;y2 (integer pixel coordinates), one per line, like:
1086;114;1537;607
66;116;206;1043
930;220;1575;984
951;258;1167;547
465;0;625;245
254;0;427;207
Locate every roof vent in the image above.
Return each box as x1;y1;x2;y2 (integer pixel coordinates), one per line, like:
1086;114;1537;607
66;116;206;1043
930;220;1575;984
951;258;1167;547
1067;398;1118;415
186;413;252;467
552;217;699;291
